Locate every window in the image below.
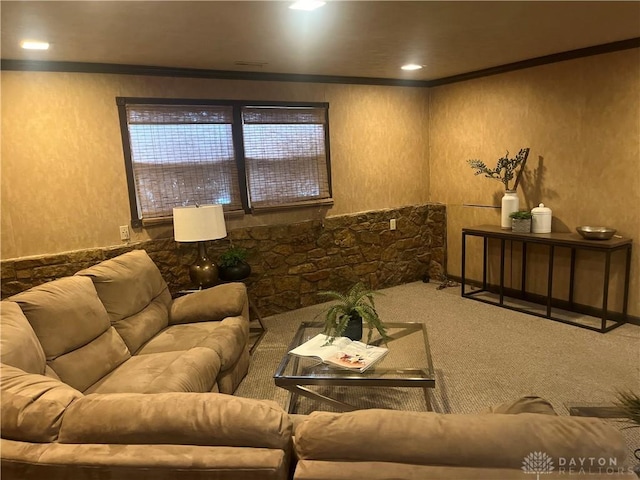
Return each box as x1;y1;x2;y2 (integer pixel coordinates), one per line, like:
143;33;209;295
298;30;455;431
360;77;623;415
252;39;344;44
117;98;332;226
242;107;331;209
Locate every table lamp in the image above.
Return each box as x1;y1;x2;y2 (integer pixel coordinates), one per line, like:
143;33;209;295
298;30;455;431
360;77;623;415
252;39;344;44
173;204;227;289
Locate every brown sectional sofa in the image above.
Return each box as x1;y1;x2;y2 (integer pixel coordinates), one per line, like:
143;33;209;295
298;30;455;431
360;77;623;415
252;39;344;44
1;249;634;479
1;250;293;479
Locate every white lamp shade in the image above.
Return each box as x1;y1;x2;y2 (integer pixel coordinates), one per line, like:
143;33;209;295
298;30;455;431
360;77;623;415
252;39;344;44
173;205;227;242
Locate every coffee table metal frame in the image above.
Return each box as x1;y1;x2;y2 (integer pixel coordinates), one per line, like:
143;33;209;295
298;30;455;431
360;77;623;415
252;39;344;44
273;321;435;414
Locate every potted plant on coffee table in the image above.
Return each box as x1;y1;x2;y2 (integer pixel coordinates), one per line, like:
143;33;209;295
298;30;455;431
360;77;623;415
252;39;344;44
318;282;388;345
218;246;251;281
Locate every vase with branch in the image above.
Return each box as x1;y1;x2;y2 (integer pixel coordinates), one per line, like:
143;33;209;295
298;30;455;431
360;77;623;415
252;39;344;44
467;148;530;229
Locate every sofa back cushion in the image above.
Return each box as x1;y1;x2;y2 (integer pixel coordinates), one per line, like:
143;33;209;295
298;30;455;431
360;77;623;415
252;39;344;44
9;276;130;391
59;393;292;449
0;302;46;375
294;409;629;468
75;250;170;353
1;364;83;443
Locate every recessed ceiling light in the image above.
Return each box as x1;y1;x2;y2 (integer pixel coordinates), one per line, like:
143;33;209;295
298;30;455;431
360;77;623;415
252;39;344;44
21;40;50;50
289;0;326;11
401;64;423;71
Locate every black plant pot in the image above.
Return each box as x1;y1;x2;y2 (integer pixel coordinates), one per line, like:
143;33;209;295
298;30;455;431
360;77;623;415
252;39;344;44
218;261;251;282
343;313;363;341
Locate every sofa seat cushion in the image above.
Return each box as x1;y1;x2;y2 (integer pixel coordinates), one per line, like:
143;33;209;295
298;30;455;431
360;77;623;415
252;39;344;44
2;439;289;480
84;348;221;394
75;250;171;352
0;301;46;375
0;364;83;443
135;317;248;371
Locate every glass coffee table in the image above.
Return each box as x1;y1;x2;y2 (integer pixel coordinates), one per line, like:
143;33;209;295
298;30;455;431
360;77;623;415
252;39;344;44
274;321;435;414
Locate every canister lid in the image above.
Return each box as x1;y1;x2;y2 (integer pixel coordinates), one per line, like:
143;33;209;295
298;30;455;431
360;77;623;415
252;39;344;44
531;203;552;215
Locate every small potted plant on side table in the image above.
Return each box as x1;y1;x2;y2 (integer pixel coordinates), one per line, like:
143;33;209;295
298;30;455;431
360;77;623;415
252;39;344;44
510;210;533;233
318;282;389;345
218;246;251;281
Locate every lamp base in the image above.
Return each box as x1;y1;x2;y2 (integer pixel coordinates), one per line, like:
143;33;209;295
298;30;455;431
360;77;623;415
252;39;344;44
189;242;218;289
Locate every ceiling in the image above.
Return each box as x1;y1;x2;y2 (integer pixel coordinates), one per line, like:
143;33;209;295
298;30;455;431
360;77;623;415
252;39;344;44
2;1;640;83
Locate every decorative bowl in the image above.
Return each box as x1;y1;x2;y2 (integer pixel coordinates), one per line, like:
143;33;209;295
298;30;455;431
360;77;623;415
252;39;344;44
576;226;616;240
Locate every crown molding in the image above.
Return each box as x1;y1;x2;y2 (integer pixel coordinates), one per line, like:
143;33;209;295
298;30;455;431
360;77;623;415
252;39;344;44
2;37;638;88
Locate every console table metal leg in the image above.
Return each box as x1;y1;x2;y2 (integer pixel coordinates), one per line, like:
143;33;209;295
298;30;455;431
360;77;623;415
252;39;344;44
461;232;467;296
547;245;555;317
521;242;527;297
499;239;505;305
482;237;488;290
601;251;612;332
569;248;576;309
622;246;632;322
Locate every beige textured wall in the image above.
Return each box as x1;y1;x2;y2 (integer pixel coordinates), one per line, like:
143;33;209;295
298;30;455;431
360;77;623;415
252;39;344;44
3;49;638;317
429;49;640;316
1;73;429;259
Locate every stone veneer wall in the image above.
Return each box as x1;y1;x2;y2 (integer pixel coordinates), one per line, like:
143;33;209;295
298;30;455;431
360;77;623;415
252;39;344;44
1;203;445;316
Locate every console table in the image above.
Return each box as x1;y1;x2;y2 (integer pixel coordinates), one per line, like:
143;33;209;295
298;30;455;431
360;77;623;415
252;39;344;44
461;225;632;333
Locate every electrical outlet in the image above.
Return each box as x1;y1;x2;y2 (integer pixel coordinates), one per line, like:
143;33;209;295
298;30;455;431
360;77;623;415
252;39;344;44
390;219;397;231
119;225;130;241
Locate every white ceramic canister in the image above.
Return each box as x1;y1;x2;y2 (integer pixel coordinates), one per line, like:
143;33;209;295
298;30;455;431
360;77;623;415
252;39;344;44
501;190;519;230
531;203;552;233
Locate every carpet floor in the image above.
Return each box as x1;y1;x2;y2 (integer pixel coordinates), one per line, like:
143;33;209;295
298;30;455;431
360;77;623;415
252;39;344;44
237;281;640;467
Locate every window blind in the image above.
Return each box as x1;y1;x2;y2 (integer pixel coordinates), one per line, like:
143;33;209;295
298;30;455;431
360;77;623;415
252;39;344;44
242;106;332;210
125;104;243;221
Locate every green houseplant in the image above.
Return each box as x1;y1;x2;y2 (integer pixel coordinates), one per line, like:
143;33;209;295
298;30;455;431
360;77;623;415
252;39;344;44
616;390;640;428
614;390;640;468
509;210;532;233
218;246;251;281
509;210;532;220
318;282;388;345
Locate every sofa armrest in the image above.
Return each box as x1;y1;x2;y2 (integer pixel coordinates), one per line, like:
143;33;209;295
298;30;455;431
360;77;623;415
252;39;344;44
59;392;292;450
170;283;248;325
1;364;84;443
294;409;628;469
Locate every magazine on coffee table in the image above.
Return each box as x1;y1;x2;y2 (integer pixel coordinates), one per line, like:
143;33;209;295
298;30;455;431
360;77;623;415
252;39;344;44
289;333;388;373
